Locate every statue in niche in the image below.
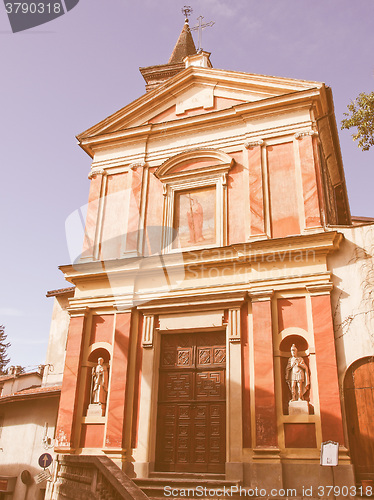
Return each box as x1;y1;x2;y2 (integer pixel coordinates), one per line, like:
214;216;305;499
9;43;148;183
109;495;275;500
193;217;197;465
91;357;108;407
285;344;310;401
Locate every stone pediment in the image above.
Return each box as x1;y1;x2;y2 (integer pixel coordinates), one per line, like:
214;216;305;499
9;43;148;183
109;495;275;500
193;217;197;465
77;66;323;145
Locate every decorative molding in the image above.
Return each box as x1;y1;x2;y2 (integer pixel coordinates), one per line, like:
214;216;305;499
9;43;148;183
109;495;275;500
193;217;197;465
249;290;274;302
155;148;234;180
67;306;90;318
294;130;318;140
137;291;247;315
142;315;155;348
227;308;241;343
244;139;264;149
306;283;333;295
221;172;228;187
253;447;281;458
88;168;107;180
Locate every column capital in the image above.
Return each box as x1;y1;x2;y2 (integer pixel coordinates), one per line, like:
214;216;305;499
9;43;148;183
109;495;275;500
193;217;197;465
142;314;155;348
67;306;90;318
129;161;147;170
306;283;333;295
88;168;107;180
249;290;274;302
244;139;264;149
227;308;241;343
294;130;318;140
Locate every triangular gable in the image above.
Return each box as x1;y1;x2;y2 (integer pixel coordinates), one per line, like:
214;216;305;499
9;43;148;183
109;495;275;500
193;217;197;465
77;66;323;141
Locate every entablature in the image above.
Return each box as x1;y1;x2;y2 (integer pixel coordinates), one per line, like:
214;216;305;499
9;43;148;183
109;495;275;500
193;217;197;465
60;231;342;304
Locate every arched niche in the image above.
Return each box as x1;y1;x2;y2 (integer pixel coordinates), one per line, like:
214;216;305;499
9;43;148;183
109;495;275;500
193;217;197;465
279;334;309;354
88;348;111;364
85;347;111;416
279;333;312;415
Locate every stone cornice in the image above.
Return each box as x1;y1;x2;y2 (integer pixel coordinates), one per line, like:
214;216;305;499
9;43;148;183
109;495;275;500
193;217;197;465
59;231;343;283
64;271;333;313
137;291;248;315
78;88;323;158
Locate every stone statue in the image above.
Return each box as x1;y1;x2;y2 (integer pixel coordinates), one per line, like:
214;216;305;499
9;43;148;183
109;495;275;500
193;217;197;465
91;357;108;406
285;344;310;401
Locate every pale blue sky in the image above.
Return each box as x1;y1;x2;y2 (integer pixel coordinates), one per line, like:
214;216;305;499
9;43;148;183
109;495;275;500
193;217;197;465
1;0;373;368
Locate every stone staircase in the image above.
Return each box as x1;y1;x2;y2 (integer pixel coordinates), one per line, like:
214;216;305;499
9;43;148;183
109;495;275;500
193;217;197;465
133;472;241;499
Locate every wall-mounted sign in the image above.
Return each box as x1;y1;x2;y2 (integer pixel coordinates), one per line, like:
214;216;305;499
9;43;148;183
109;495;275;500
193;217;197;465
320;441;339;466
0;477;16;492
21;470;33;485
34;468;51;485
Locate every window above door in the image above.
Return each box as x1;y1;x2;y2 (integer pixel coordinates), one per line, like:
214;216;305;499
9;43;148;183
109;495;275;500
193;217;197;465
155;149;234;253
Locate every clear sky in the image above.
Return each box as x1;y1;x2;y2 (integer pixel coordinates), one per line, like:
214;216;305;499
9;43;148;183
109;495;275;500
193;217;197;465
1;0;373;369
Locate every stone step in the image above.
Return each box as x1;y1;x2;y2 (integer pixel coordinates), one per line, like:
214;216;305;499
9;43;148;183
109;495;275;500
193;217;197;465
149;472;226;480
134;476;240;499
147;497;306;500
134;478;238;487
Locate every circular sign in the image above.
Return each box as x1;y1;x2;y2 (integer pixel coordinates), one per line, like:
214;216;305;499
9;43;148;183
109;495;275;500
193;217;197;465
21;470;32;485
38;453;53;469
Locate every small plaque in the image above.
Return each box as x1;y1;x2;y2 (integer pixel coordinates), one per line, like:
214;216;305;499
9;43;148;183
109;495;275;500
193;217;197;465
34;468;51;484
320;441;339;466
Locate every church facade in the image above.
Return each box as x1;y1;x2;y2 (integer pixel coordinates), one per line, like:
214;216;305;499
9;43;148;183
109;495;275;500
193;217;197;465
51;19;372;492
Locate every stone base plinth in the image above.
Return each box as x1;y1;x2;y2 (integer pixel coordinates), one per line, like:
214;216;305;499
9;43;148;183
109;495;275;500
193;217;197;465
243;463;355;493
289;399;309;415
87;403;105;416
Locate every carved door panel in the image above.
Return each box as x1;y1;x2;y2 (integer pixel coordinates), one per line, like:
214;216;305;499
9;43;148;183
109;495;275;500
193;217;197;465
156;332;226;472
344;357;374;481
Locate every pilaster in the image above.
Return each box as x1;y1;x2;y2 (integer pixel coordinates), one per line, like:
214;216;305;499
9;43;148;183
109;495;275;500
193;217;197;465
55;309;88;452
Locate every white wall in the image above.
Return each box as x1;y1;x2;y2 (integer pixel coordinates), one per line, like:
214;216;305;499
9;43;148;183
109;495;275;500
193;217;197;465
0;396;59;499
43;294;71;387
328;222;374;384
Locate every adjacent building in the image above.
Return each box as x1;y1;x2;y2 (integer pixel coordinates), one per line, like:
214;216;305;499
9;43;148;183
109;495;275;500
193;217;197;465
0;288;73;499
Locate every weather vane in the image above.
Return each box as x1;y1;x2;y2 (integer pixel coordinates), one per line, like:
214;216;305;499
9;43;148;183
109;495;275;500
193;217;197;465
182;5;193;21
190;14;215;52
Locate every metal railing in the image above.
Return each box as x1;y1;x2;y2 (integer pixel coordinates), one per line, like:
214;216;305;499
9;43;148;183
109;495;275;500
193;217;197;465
47;455;149;500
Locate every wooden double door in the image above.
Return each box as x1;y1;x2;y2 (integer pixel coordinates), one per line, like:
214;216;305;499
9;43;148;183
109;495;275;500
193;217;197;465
155;331;226;473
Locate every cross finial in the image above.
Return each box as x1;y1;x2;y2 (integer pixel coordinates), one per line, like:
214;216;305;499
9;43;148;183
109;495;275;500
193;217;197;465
190;14;215;52
182;5;193;22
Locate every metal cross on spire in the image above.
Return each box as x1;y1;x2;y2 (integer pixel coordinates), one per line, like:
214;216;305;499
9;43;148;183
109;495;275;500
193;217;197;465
190;14;215;52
